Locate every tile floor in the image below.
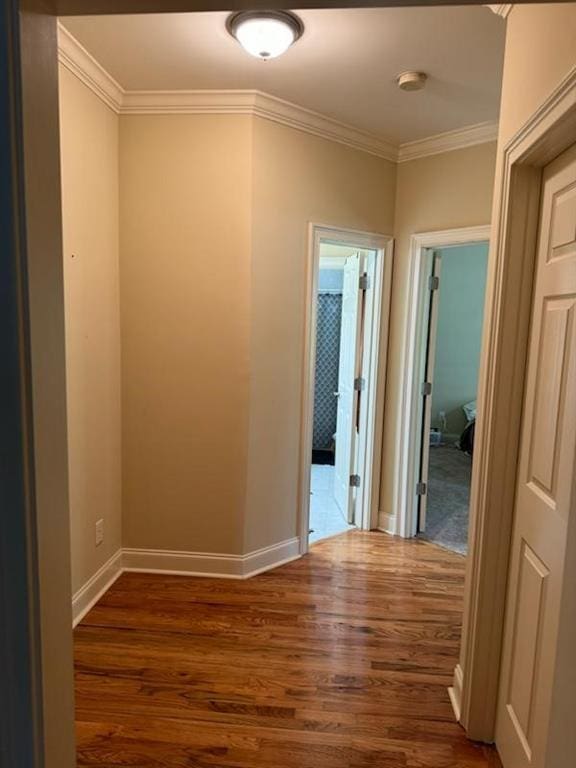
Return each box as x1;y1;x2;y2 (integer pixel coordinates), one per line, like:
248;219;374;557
309;464;355;544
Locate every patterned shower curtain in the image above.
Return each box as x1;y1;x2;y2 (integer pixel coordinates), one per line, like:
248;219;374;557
313;292;342;450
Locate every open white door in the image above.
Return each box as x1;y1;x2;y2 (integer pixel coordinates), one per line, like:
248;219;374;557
334;253;363;522
495;142;576;768
417;250;442;532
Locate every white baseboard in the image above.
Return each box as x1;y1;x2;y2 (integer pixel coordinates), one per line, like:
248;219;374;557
377;511;398;535
448;662;464;721
122;536;301;580
122;547;245;578
243;537;301;578
72;549;123;627
72;538;302;626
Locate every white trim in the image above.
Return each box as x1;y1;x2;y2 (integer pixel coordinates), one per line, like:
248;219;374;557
377;511;398;535
122;547;244;578
122;537;301;580
122;89;399;162
72;538;301;626
237;91;397;162
56;24;497;164
458;64;576;743
397;122;499;163
300;224;393;554
486;4;513;19
243;537;301;577
57;23;123;113
395;226;491;540
449;662;465;722
71;549;123;627
448;662;464;720
121;88;256;116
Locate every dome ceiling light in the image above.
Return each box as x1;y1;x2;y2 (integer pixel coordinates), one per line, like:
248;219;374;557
226;10;304;61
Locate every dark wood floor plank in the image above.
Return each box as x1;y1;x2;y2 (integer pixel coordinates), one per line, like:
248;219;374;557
74;530;501;767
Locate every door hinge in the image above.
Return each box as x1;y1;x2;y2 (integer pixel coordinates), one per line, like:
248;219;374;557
354;376;365;391
429;275;440;291
350;474;361;488
421;381;432;396
416;482;427;496
359;273;370;290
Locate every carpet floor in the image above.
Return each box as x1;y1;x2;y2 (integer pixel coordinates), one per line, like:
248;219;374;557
420;444;472;555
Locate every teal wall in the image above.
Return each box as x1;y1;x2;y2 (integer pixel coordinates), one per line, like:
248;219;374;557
431;242;489;437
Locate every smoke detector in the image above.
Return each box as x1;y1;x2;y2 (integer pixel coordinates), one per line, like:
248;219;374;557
397;71;428;92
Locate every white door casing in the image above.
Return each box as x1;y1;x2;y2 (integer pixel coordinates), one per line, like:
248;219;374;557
334;253;363;521
495;142;576;768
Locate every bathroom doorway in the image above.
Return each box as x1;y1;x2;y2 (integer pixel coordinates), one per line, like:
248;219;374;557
300;225;393;549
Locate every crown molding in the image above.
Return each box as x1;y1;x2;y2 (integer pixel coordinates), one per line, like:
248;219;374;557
254;91;399;162
57;23;123;113
486;4;513;19
397;121;499;163
122;89;399;162
57;24;498;165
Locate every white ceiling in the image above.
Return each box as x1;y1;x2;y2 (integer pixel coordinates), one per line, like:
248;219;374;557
62;6;505;145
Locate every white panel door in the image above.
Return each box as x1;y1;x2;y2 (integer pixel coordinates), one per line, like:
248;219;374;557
334;254;363;521
496;142;576;768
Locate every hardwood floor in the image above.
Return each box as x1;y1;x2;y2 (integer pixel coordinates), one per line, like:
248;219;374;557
75;531;501;767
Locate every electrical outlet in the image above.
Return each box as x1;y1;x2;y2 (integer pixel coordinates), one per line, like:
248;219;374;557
95;518;104;547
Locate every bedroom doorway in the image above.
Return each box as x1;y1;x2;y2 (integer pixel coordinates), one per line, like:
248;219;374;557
417;241;489;554
397;225;491;553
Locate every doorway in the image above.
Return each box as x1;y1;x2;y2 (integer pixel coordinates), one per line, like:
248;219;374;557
397;226;491;545
309;245;367;542
300;225;393;551
416;242;489;554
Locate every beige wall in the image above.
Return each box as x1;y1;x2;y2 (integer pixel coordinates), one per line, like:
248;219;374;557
59;64;122;594
498;3;576;145
380;142;497;523
247;118;396;552
118;114;396;556
119;115;252;555
62;92;495;561
60;76;498;569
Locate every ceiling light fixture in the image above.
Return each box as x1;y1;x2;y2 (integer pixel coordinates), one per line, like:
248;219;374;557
226;10;304;61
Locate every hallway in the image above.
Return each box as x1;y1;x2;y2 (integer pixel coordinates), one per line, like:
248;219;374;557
74;532;500;767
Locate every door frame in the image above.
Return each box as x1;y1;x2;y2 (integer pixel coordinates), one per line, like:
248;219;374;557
455;66;576;743
299;224;393;554
396;225;491;539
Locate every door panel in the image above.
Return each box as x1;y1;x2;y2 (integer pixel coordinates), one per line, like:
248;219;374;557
496;142;576;768
417;250;442;532
334;254;362;520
